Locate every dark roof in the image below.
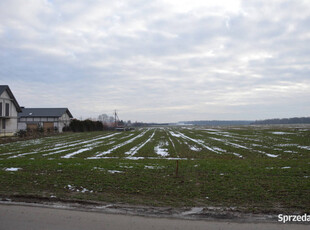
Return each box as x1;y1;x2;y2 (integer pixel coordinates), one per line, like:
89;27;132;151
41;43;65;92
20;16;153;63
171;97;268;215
18;108;73;118
0;85;22;112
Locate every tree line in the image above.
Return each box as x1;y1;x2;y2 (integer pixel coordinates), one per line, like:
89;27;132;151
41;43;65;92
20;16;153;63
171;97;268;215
252;117;310;125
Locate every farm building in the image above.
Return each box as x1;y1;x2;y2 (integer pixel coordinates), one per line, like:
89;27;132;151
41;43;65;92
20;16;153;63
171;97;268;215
0;85;22;136
18;108;73;133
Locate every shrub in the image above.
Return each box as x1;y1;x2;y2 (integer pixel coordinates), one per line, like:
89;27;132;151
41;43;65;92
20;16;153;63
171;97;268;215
69;119;106;132
16;130;27;138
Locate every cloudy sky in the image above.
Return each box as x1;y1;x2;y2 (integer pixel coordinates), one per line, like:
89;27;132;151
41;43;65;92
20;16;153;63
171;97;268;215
0;0;309;122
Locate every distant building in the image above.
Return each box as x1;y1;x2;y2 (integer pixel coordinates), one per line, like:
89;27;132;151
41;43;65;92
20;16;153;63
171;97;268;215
18;108;73;132
0;85;22;136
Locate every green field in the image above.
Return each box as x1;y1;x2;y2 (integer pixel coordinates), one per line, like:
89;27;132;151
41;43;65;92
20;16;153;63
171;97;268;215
0;126;309;213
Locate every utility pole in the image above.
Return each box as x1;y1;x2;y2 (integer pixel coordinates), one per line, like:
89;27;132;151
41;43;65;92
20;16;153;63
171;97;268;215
114;110;119;128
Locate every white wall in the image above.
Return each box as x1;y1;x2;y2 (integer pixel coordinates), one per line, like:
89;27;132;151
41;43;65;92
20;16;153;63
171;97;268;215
0;89;18;136
58;111;71;132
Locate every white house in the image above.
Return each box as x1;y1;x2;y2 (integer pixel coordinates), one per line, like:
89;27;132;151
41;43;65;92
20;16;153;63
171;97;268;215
0;85;22;136
18;108;73;133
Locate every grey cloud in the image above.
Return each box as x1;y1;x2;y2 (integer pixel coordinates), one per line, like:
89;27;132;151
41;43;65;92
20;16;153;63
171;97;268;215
0;0;310;122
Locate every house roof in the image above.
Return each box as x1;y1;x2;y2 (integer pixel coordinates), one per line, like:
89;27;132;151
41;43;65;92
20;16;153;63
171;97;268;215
18;108;73;118
0;85;22;112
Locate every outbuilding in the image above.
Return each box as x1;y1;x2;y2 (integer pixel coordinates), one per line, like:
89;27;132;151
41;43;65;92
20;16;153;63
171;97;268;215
18;108;73;133
0;85;22;136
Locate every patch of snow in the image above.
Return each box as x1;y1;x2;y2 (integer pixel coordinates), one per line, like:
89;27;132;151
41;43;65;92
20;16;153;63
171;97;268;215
189;146;201;151
281;166;291;169
65;184;93;193
107;170;123;174
4;167;22;172
284;150;298;153
232;153;243;158
66;184;74;190
271;132;292;135
119;165;133;169
61;147;92;159
125;156;145;160
169;131;181;137
154;142;169;157
182;207;204;215
144;165;165;169
93;167;105;171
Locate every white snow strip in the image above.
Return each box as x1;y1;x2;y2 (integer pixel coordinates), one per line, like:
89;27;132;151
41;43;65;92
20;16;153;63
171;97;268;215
298;146;310;150
168;137;176;150
176;131;221;154
276;144;297;147
61;147;92;159
169;131;182;137
42;148;72;156
4;167;22;172
125;131;156;156
120;133;134;139
46;133;121;152
88;130;149;159
265;153;279;158
210;137;249;149
281;166;291;169
8;151;38;159
125;156;145;160
104;156;191;160
232;153;243;158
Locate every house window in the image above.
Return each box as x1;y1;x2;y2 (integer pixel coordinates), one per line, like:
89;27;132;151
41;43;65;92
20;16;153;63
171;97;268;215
5;103;9;116
2;119;5;129
0;102;2;116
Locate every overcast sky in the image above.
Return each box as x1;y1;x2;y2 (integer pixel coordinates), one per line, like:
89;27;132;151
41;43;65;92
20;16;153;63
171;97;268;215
1;0;310;122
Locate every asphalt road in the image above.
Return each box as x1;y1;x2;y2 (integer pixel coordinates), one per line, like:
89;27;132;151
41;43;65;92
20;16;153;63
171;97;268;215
0;204;308;230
